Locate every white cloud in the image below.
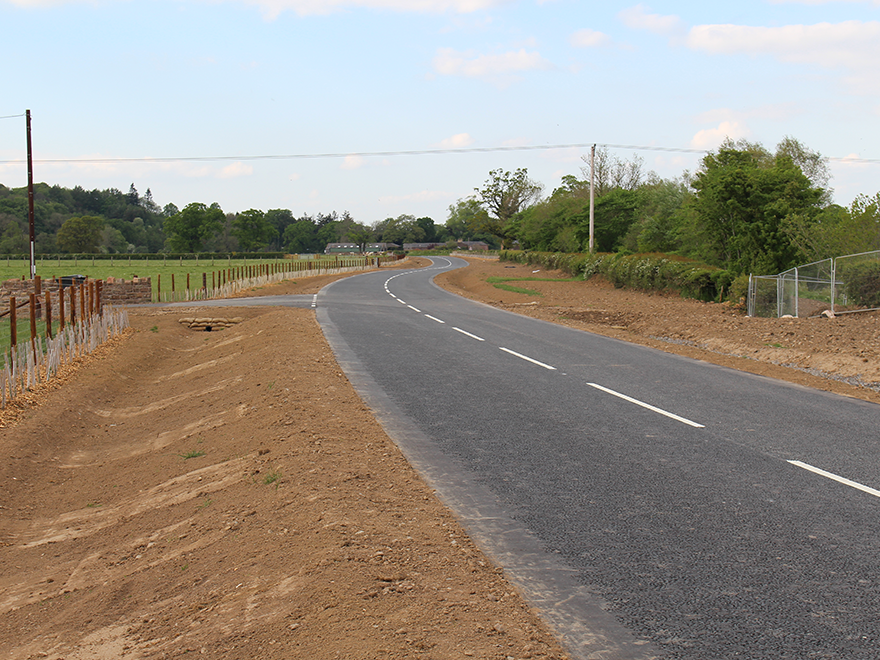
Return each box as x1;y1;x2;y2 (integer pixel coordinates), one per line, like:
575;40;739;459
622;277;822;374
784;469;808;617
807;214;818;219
686;21;880;70
433;47;553;79
341;154;366;170
219;162;253;178
690;120;752;150
569;28;611;48
618;4;684;37
437;133;475;148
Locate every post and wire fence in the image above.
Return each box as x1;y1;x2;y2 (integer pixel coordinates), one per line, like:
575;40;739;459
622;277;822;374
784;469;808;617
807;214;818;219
1;276;130;409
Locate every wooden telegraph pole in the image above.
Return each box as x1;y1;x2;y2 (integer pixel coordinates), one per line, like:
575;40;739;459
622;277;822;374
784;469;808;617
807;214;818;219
26;109;36;279
589;143;595;254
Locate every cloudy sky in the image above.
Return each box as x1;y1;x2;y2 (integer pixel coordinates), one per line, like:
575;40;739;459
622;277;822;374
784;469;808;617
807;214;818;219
1;0;879;225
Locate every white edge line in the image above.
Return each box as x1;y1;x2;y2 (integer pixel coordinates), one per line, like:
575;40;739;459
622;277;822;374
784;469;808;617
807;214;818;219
424;314;445;324
787;460;880;499
452;327;485;342
587;382;704;428
499;347;556;371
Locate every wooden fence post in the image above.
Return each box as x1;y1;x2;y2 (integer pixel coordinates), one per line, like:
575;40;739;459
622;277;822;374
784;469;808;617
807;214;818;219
45;290;53;339
69;285;76;325
10;296;17;347
59;285;65;331
35;275;42;320
29;293;37;361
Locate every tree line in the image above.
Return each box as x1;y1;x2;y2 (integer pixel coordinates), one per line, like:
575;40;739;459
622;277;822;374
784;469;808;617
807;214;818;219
462;137;880;277
0;183;489;256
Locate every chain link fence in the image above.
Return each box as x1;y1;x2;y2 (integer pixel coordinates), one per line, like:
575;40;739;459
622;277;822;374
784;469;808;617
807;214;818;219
748;250;880;317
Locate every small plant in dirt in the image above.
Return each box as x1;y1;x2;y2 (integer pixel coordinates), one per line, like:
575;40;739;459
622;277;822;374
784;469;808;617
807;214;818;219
180;450;205;459
264;470;282;486
149;326;159;333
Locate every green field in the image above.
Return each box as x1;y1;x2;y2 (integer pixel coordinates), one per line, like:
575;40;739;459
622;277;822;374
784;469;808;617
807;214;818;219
0;255;366;301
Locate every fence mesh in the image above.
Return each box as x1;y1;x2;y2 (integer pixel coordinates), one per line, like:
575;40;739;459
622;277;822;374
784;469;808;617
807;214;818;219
748;251;880;317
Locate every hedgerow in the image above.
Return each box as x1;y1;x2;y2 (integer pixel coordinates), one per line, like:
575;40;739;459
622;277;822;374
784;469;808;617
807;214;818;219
499;250;735;301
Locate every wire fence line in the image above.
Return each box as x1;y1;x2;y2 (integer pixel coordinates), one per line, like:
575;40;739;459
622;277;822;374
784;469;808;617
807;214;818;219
1;307;129;409
748;250;880;318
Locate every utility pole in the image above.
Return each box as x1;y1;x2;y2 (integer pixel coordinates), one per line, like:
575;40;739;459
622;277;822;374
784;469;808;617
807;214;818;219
589;143;595;253
26;109;36;279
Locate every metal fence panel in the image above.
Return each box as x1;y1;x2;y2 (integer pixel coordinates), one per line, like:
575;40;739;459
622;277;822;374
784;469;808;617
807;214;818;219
748;252;880;317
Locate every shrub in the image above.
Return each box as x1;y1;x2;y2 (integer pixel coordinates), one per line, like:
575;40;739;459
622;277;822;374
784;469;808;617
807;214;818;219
840;261;880;308
499;250;734;300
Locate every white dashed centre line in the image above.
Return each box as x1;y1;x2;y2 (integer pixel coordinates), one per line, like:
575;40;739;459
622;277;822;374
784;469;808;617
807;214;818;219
453;327;485;342
499;347;557;371
407;305;422;313
587;383;704;428
788;460;880;499
424;314;445;324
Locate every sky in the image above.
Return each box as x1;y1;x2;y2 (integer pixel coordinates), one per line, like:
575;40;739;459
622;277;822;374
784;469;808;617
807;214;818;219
1;0;879;227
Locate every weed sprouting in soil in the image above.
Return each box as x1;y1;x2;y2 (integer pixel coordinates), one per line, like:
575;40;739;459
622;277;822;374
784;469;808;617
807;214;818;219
180;450;205;459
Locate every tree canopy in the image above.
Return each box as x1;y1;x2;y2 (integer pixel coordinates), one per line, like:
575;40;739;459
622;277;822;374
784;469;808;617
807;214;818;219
163;202;225;253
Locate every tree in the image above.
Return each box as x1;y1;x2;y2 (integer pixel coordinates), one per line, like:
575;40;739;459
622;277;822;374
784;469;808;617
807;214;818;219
580;148;645;197
475;168;543;247
446;197;489;241
57;215;104;253
232;208;274;251
283;217;319;253
683;140;825;274
265;209;295;250
783;194;880;261
374;214;426;245
163;202;225;253
346;225;375;253
415;217;437;243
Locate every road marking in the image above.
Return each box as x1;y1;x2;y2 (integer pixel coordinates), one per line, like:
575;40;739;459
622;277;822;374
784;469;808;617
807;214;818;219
787;460;880;499
397;299;407;305
453;327;485;341
311;294;318;308
587;383;704;428
407;305;422;312
499;347;557;371
424;314;445;324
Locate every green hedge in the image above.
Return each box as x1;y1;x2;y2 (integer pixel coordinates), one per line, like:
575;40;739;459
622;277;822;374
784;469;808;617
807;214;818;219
500;250;735;301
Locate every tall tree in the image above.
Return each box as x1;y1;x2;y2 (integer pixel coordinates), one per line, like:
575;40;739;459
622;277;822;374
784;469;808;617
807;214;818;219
475;168;543;247
232;208;274;251
446;197;489;241
57;215;104;253
163;202;225;253
683;140;825;274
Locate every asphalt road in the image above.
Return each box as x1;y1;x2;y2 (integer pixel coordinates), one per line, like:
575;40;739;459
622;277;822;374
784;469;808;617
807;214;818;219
314;257;880;660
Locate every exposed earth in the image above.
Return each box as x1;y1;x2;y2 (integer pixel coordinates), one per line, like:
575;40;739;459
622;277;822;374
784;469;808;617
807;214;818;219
1;255;878;660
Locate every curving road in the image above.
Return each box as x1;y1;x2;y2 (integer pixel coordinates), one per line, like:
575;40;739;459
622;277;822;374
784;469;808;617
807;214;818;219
315;257;880;660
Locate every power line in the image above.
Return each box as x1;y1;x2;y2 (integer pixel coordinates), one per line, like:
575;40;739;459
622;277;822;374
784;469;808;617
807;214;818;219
0;141;877;165
0;112;26;120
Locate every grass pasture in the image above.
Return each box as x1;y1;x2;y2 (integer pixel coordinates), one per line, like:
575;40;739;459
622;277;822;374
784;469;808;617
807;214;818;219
0;255;354;301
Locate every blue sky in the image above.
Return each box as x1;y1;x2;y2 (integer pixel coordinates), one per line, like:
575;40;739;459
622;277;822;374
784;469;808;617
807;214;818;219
1;0;879;226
